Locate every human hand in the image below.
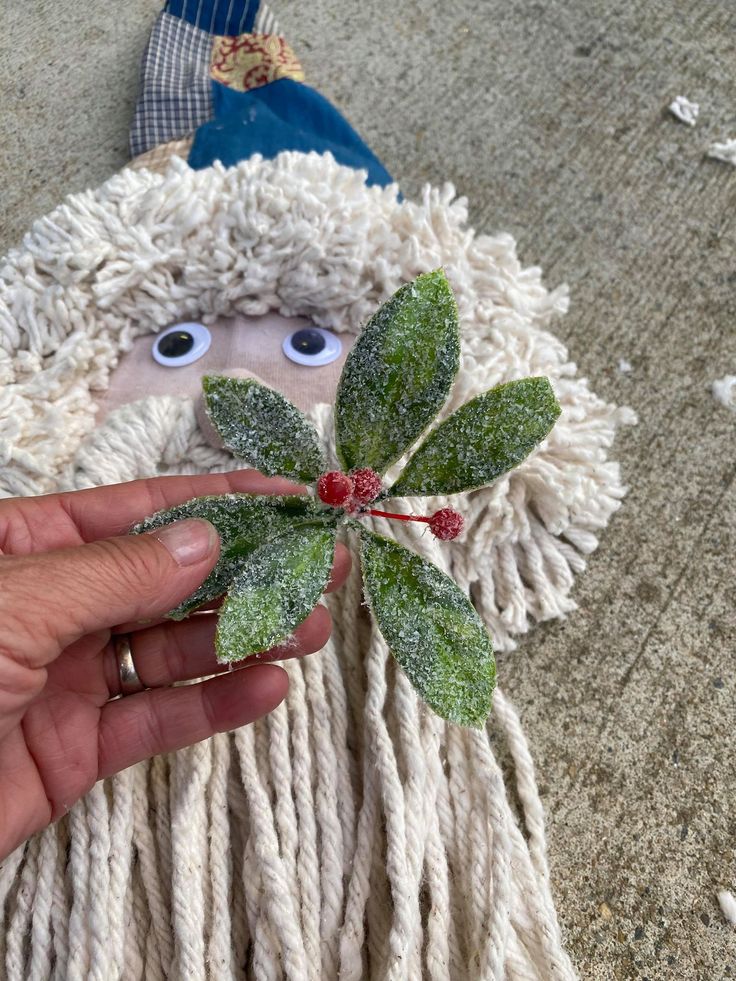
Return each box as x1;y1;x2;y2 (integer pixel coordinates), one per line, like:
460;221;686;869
0;470;351;860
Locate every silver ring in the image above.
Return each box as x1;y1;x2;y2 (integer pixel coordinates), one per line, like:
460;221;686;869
114;634;147;696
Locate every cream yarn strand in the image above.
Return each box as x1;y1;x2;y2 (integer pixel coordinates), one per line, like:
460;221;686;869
285;666;322;974
170;741;212;978
6;836;40;980
302;654;345;976
65;803;91;981
208;734;235;979
131;763;173;974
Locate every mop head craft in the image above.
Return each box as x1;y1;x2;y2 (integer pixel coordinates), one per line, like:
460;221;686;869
135;270;560;728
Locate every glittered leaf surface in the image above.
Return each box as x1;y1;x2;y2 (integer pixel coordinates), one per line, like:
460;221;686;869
360;530;495;728
216;524;336;662
203;375;326;482
133;494;326;619
389;377;561;497
334;269;460;474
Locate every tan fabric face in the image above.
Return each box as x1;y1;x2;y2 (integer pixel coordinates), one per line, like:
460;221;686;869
96;312;356;423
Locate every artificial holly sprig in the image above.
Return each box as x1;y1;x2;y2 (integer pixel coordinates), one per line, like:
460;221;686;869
134;270;560;727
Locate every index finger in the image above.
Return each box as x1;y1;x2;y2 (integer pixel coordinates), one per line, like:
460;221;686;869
61;471;307;540
3;471;305;552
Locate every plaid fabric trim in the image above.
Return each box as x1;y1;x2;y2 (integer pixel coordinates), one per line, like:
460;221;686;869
129;13;214;157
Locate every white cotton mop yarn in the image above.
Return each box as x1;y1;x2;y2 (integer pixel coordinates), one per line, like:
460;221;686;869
0;151;634;979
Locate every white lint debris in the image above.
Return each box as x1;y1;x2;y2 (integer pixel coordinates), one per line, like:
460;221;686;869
718;890;736;928
707;139;736;166
668;95;699;126
712;375;736;410
618;359;633;374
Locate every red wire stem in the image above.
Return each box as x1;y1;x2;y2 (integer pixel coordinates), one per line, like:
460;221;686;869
363;508;431;523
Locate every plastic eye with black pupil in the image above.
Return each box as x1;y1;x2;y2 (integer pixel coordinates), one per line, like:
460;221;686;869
153;322;212;366
158;331;194;358
291;329;326;355
283;326;342;366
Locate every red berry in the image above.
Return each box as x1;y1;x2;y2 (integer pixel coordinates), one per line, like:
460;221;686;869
317;471;353;507
351;468;382;504
429;507;464;540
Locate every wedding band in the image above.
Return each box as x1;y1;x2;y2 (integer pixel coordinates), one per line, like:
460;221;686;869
114;634;147;696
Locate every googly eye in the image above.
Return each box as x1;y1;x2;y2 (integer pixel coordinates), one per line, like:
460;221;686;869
282;327;342;367
152;323;212;367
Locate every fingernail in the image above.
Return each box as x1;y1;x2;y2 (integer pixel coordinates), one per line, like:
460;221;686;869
151;519;219;566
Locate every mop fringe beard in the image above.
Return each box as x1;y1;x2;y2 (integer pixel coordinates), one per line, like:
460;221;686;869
0;150;633;977
0;654;578;980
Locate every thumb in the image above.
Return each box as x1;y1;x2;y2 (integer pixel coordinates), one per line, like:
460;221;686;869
1;519;220;668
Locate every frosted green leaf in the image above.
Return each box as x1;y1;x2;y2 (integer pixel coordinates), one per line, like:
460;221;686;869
203;375;326;482
216;524;336;662
389;377;561;497
133;494;327;619
360;530;495;728
334;269;460;474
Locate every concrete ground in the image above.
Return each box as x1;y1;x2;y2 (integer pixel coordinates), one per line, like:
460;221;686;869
1;1;735;977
